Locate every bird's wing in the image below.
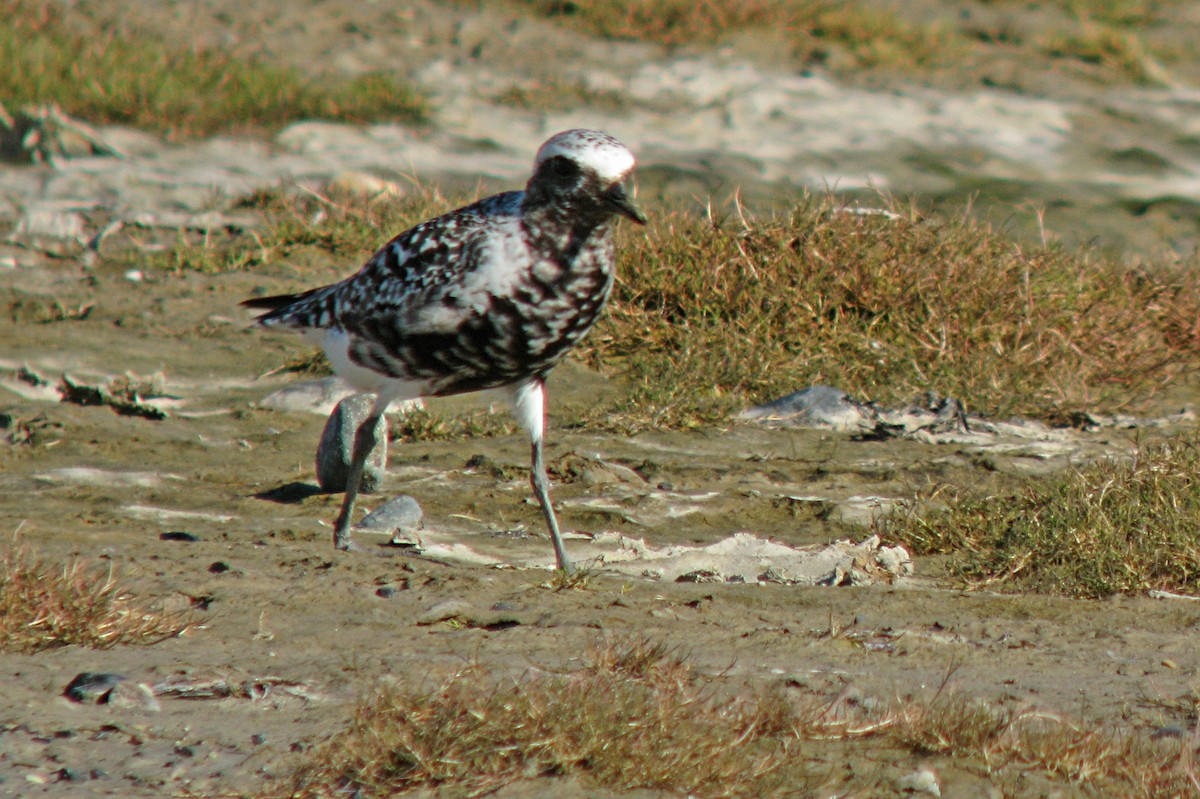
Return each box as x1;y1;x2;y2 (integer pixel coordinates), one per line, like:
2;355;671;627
249;191;525;333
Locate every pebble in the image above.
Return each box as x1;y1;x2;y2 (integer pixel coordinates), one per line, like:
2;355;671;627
738;385;875;432
105;681;161;712
1151;726;1187;740
895;767;941;796
160;531;200;542
64;672;127;703
316;395;388;493
357;495;424;546
325;170;404;201
416;599;472;625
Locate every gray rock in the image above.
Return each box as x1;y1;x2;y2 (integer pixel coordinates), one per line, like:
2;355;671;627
416;599;472;625
7;207;86;256
895;767;941;796
358;495;424;546
316;395;388;493
64;672;126;703
738;385;875;432
103;682;161;712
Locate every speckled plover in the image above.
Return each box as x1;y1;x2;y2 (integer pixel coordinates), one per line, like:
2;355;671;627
243;129;645;572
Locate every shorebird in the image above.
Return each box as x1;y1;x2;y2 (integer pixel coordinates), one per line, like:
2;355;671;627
243;129;645;572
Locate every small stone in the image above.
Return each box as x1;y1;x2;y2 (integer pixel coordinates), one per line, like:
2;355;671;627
416;600;472;625
316;395;388;493
208;561;230;574
160;531;200;542
1151;726;1187;740
676;569;723;583
64;672;127;703
738;385;875;432
358;495;424;545
325;171;404;201
103;682;160;712
251;733;267;746
895;767;940;796
875;544;914;576
376;585;399;599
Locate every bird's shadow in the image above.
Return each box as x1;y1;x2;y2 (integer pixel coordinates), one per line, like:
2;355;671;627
254;482;325;504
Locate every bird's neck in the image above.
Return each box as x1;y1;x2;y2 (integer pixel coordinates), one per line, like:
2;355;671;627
521;199;615;264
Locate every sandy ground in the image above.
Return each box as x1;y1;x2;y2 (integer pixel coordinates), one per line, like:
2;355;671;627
3;2;1200;797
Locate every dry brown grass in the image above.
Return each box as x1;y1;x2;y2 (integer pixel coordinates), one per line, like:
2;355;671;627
587;197;1200;427
270;638;1200;797
884;434;1200;598
281;637;889;797
897;693;1200;797
0;538;193;652
503;0;956;68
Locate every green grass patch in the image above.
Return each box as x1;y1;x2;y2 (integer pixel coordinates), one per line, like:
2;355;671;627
501;0;956;69
499;0;1192;84
884;435;1200;598
1040;19;1170;84
1;0;427;138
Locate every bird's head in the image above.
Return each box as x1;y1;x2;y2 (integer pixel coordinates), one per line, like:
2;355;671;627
527;129;646;225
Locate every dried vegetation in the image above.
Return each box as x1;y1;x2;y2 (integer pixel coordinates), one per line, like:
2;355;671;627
500;0;1188;84
275;638;1200;798
1;0;427;138
885;435;1200;598
0;538;192;653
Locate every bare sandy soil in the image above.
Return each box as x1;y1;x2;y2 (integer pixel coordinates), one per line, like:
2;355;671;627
3;2;1200;797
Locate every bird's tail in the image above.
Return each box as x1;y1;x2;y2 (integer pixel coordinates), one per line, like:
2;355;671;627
241;287;327;325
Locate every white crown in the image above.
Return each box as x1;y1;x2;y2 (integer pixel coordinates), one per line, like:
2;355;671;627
535;129;636;183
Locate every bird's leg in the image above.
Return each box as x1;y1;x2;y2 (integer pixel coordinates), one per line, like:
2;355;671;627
333;409;383;551
511;378;573;573
530;436;573;574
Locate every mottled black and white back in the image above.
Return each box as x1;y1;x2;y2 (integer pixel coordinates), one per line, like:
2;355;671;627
243;129;645;570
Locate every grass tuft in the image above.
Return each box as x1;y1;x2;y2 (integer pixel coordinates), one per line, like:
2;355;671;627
1042;18;1169;84
589;197;1200;427
896;692;1197;795
0;539;193;652
1;0;427;138
504;0;956;69
287;638;793;797
271;639;1200;797
390;407;517;443
884;435;1200;598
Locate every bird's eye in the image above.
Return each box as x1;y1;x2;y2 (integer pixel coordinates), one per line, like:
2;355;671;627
546;156;578;180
